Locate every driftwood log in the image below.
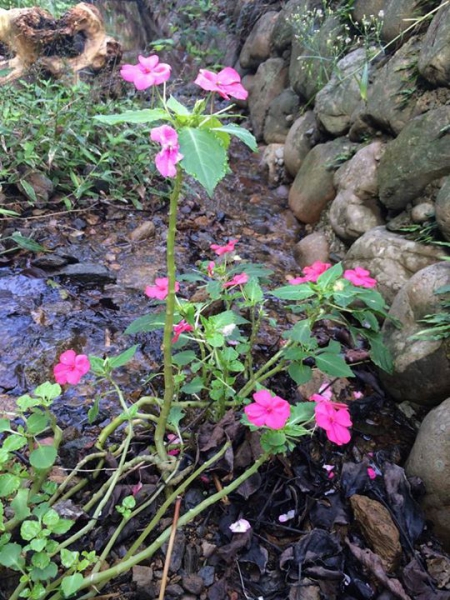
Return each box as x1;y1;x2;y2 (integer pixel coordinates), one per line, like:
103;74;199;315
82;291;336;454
0;2;122;84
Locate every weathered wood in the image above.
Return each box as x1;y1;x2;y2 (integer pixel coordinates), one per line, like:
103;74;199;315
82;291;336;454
0;2;121;84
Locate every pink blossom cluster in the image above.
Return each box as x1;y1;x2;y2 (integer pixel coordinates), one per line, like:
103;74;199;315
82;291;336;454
289;261;377;289
120;56;248;179
310;388;352;446
145;277;179;301
54;350;90;385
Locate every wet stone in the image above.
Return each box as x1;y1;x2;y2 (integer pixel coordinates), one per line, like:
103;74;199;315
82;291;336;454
182;573;205;595
56;262;116;286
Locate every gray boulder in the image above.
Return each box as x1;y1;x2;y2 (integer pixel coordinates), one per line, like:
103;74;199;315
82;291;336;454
380;262;450;406
378;106;450;211
330;141;386;242
344;227;445;302
364;36;422;135
271;0;319;55
248;58;289;141
315;48;367;136
436;176;450;241
239;11;279;71
264;88;300;144
381;0;432;44
284;111;318;177
406;397;450;552
288;138;358;223
418;2;450;87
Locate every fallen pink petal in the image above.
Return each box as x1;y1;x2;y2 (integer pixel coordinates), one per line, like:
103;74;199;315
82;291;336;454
367;467;377;480
229;518;251;533
54;350;90;385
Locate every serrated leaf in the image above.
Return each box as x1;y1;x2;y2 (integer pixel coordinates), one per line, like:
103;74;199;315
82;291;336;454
3;434;27;452
212;124;257;151
11;489;31;521
34;382;61;402
172;350;197;366
125;312;165;334
21;520;41;541
243;279;263;304
178;127;227;196
285;320;313;344
181;377;204;394
94;108;169;125
288;402;316;425
315;352;354;377
0;543;25;570
61;573;84;598
108;344;139;369
166;95;191;115
316;262;343;287
30;561;57;582
30;445;57;470
26;412;49;436
270;285;315;301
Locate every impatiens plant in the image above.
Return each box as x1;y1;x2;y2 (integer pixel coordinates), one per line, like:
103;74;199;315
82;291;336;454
0;54;395;600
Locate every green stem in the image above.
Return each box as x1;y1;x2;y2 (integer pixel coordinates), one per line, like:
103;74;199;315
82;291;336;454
49;449;269;600
155;168;183;468
239;340;293;399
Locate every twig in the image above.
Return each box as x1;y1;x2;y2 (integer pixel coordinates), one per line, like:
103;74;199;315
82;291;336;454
159;495;182;600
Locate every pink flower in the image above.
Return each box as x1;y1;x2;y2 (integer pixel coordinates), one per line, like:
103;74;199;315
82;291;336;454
145;277;180;300
210;239;238;256
223;273;248;288
245;389;291;430
229;518;251;533
289;261;332;285
54;350;90;385
343;267;377;288
150;125;183;178
314;400;352;446
194;67;248;101
367;467;377;480
323;464;335;479
120;54;171;90
207;261;215;277
353;391;364;400
172;320;194;343
310;388;333;403
167;433;181;456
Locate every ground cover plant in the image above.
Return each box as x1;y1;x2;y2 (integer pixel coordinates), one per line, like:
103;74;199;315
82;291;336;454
0;53;397;599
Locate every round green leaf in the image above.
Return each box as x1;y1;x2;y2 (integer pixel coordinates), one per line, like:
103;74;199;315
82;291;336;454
30;445;57;470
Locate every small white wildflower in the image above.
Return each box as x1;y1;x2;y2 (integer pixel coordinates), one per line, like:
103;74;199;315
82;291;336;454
378;10;384;18
344;37;352;44
278;510;295;523
229;518;251;533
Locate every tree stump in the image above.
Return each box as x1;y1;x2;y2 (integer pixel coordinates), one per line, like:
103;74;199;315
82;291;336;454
0;2;122;84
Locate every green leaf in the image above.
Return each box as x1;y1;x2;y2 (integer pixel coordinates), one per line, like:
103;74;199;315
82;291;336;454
285;320;313;344
178;127;227;196
166;95;191;116
29;539;46;552
365;331;394;373
288;362;312;385
243;279;264;304
0;543;25;570
51;518;73;535
168;406;185;429
212;124;258;151
17;394;41;411
30;445;57;470
26;412;49;436
205;332;224;347
108;344;139;369
61;573;84;598
30;561;57;582
0;474;21;497
172;350;197;366
270;285;315;301
11;489;31;521
94;108;169;125
21;520;41;541
353;288;387;312
287;402;316;425
34;382;61;403
3;434;27;452
315;352;354;377
181;377;204;394
316;263;343;287
17;181;38;204
88;397;100;424
42;509;59;528
11;232;46;253
125;312;165;334
60;549;79;569
31;552;50;570
0;419;10;433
